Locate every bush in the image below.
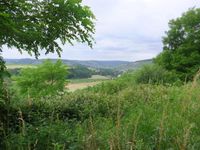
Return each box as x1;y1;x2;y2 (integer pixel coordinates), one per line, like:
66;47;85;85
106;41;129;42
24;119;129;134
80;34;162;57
133;64;180;85
3;74;200;149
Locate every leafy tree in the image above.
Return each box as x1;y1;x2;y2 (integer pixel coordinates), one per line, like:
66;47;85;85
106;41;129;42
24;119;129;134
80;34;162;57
0;0;95;97
14;60;67;98
155;8;200;80
0;0;95;57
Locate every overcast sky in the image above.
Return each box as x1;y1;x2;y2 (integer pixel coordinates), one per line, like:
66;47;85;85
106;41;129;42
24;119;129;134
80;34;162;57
2;0;200;61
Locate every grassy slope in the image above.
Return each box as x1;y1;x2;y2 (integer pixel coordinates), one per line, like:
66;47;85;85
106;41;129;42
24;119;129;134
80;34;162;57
2;73;200;149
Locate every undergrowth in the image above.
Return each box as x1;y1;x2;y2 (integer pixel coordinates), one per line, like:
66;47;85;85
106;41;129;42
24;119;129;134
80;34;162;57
1;69;200;149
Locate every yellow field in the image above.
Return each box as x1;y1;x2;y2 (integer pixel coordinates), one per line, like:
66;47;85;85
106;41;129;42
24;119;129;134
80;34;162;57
67;75;110;91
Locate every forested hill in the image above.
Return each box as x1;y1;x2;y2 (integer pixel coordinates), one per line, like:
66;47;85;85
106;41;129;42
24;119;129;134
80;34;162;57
5;58;152;71
115;59;153;71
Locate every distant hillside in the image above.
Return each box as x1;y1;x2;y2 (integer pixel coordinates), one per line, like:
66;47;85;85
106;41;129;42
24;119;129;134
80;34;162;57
5;58;152;71
115;59;153;71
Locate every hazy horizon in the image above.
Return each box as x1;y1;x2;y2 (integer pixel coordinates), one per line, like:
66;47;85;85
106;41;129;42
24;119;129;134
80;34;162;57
5;57;153;62
2;0;200;61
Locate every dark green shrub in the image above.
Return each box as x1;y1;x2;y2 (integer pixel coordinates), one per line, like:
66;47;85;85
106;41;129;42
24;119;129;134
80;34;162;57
133;64;180;85
5;121;85;150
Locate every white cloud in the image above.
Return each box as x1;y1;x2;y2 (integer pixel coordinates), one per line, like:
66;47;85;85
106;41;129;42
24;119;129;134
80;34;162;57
2;0;200;61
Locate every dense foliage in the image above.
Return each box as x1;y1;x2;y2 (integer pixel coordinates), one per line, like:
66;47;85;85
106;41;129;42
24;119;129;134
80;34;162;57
155;8;200;80
0;0;95;57
14;60;67;98
0;55;10;102
0;55;8;84
1;71;200;149
132;64;179;85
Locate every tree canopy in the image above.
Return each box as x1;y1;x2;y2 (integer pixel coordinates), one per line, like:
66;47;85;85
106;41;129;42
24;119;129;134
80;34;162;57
0;0;95;57
0;0;95;89
155;8;200;80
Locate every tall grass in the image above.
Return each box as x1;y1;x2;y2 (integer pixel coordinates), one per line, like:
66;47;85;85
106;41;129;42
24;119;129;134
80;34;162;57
1;67;200;149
